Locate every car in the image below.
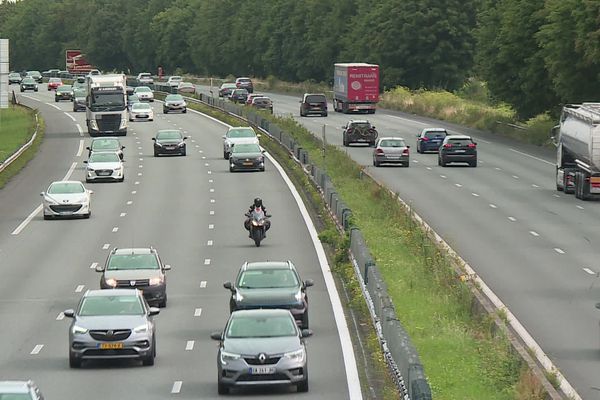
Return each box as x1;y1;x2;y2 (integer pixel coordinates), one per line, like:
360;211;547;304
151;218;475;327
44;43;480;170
84;152;125;182
44;68;61;77
166;75;183;87
218;83;237;97
63;289;159;368
19;77;38;92
438;135;478;167
251;96;273;113
162;94;187;114
299;93;328;117
416;128;448;153
87;69;101;77
59;70;73;79
133;86;154;102
41;180;93;220
26;70;43;83
72;88;87;112
230;88;249;104
127;94;141;111
73;77;86;90
372;137;410;167
235;77;254;93
177;82;195;94
222;126;260;159
0;380;45;399
55;85;73;102
245;93;265;106
153;129;187;156
96;247;171;307
47;77;63;91
129;102;154;122
8;72;22;84
224;260;313;328
342;120;378;146
86;137;125;160
229;143;265;172
136;72;154;85
210;309;311;394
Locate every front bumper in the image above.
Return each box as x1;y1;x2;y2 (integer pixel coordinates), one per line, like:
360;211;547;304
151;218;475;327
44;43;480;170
218;355;307;388
20;85;37;91
56;94;72;101
230;158;264;171
163;103;186;112
43;202;90;217
70;332;153;361
374;154;409;164
155;144;185;155
137;95;154;102
130;113;153;121
86;168;124;181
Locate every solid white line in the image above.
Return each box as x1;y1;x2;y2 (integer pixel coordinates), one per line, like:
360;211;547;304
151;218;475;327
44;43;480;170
76;124;83;136
11;204;43;235
112;227;119;233
75;285;85;293
554;248;565;254
576;205;584;210
171;381;182;394
200;281;207;288
64;112;76;121
207;240;213;246
102;243;110;250
509;148;554;166
90;262;98;269
204;259;211;265
194;308;202;317
489;204;497;209
471;193;479;197
185;341;194;351
30;345;44;355
530;231;539;237
208;224;214;229
507;217;516;222
45;103;61;110
56;312;65;320
120;213;126;217
63;162;77;181
583;268;596;275
76;140;84;157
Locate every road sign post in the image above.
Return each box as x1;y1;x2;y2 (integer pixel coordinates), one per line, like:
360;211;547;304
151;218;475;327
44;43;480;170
0;39;9;109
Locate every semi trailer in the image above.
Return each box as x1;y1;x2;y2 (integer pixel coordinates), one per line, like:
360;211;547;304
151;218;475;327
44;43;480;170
333;63;379;114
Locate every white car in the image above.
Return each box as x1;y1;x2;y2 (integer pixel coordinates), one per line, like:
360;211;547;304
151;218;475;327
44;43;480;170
167;76;183;87
177;82;195;94
129;102;154;122
222;126;260;159
134;86;154;102
137;72;154;85
41;181;92;220
84;152;125;182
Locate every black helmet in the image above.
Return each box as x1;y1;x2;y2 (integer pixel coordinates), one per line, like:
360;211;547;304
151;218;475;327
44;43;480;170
253;197;263;208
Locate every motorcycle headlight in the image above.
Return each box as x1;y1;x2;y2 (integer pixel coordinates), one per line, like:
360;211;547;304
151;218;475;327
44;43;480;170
72;325;88;335
284;348;305;362
149;276;163;286
251;220;259;226
220;351;241;364
105;278;117;288
133;324;149;333
90;120;98;129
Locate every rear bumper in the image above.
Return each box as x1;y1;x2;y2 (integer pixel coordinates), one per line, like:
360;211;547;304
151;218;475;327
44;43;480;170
442;154;476;163
375;154;409;164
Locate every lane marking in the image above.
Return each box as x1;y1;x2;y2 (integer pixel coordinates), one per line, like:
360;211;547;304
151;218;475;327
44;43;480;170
512;175;519;179
207;170;212;174
135;181;140;185
75;285;85;293
11;204;43;235
531;184;540;188
194;308;202;317
200;281;207;288
209;210;215;215
76;140;84;157
90;262;98;269
63;162;78;181
489;204;497;209
102;243;110;250
75;124;83;136
204;259;211;265
471;193;479;197
553;194;560;198
509;148;554;166
208;179;213;183
138;164;143;168
56;312;65;320
204;163;209;167
210;199;215;203
495;167;502;171
426;166;432;170
139;152;143;155
120;212;126;217
137;172;143;176
508;217;516;222
208;224;214;229
554;248;565;254
64;112;76;121
127;201;133;205
131;191;137;194
209;188;215;192
207;240;213;246
412;160;419;163
199;150;203;153
576;205;584;210
45;103;61;110
139;158;143;161
171;381;182;394
202;156;206;159
112;227;119;233
185;341;195;351
454;183;462;188
440;175;447;179
583;268;596;275
30;345;44;355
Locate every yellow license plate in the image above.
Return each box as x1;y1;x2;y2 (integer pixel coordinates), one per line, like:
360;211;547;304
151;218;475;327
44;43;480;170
100;342;123;349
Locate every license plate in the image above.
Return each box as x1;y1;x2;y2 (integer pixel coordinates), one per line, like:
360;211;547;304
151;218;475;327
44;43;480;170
454;149;466;153
387;156;400;159
250;366;275;375
100;342;123;349
98;172;111;176
165;146;176;150
243;162;253;166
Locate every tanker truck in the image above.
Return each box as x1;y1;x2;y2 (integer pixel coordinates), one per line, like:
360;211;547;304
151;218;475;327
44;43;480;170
553;103;600;200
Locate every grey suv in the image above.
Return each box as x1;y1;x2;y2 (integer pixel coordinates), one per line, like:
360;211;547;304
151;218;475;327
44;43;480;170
342;120;378;146
299;93;327;117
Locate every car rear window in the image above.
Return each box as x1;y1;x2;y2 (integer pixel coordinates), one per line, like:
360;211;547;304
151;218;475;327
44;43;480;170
79;295;144;316
305;95;326;103
107;254;159;270
448;138;473;146
228;128;256;138
424;131;447;139
227;314;297;338
237;78;251;83
380;139;406;147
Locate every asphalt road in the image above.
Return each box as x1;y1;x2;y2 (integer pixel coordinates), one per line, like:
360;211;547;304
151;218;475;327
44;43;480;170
196;86;600;399
0;86;360;399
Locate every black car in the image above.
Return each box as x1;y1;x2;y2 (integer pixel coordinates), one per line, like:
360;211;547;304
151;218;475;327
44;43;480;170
300;93;328;117
55;85;73;102
342;120;378;146
235;77;254;93
438;135;478;167
96;247;171;307
153;129;187;156
416;128;448;153
8;72;22;84
229;143;265;172
20;77;38;92
218;83;237;97
73;88;87;112
224;261;313;328
230;88;249;104
26;70;43;83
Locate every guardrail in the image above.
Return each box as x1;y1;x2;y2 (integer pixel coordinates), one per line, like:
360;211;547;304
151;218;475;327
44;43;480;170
0;93;39;173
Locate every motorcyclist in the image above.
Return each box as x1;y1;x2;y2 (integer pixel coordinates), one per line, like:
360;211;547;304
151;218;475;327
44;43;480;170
244;197;271;237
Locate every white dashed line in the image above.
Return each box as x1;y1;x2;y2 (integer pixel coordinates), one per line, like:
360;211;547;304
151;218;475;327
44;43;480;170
194;308;202;317
138;146;142;150
90;262;98;269
76;124;83;136
209;188;214;193
204;259;211;265
139;152;143;155
120;212;126;217
426;167;432;170
102;243;110;249
135;181;140;185
207;240;213;246
112;227;119;233
11;204;42;235
512;175;519;179
412;160;418;163
195;144;200;148
127;201;133;205
185;341;195;351
554;248;565;254
440;175;447;179
209;210;215;215
200;281;207;288
131;191;137;194
30;345;44;355
138;164;143;168
139;158;143;161
137;172;143;176
454;183;462;188
489;204;497;209
56;312;65;320
553;194;560;198
471;193;479;197
204;163;209;167
76;140;84;157
576;205;584;210
171;381;182;394
207;170;212;174
208;179;213;183
531;184;539;188
75;285;85;293
202;156;206;159
208;224;214;229
507;217;516;222
64;112;76;121
529;231;539;237
583;268;596;275
199;150;203;153
495;167;502;171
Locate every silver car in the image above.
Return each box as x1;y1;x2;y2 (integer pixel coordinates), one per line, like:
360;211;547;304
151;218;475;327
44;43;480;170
133;86;154;102
64;289;159;368
222;126;260;159
86;137;125;160
211;309;311;394
41;180;92;220
0;380;45;399
129;102;154;121
163;94;187;114
372;137;410;167
84;152;125;182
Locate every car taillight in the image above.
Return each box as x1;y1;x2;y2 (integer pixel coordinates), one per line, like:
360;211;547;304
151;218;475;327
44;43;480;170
421;137;429;141
376;148;384;154
402;148;409;155
467;143;476;148
346;128;353;134
443;144;452;148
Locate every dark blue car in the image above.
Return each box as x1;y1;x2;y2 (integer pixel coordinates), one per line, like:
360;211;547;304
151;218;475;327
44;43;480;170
416;128;448;153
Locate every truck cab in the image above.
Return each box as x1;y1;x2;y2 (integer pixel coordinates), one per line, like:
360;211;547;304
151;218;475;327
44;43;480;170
86;74;128;137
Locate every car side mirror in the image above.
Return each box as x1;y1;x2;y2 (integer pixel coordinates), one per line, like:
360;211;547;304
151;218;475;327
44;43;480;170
152;138;156;141
83;160;88;164
416;134;420;137
85;146;90;150
223;281;233;290
261;150;265;154
222;135;226;139
301;329;313;338
63;309;75;318
148;307;160;316
210;331;223;341
406;145;410;149
40;192;45;196
121;146;125;149
95;264;104;272
304;279;314;288
183;136;188;140
372;126;376;129
162;264;171;271
596;302;600;310
257;133;261;138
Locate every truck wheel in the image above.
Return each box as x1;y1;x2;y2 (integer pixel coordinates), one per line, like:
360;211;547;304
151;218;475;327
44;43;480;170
564;168;575;194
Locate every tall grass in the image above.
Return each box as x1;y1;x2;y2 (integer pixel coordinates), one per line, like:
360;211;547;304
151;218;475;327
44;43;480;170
0;105;36;163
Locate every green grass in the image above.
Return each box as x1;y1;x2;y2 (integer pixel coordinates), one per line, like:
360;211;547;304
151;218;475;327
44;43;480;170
0;105;37;163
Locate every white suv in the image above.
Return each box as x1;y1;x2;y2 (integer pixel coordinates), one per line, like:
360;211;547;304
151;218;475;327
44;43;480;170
137;72;154;85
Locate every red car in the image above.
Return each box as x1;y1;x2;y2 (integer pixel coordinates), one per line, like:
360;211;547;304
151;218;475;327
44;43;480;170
47;77;63;91
245;93;264;106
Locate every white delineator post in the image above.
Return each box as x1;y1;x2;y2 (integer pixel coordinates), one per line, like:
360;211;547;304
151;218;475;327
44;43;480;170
0;39;9;109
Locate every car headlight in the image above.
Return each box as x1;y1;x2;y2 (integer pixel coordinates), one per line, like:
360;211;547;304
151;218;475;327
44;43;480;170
149;276;163;286
114;166;122;171
258;156;264;163
234;292;244;302
43;196;58;205
133;324;149;333
251;220;259;226
119;119;127;129
72;325;88;335
90;120;98;129
295;291;303;302
178;142;185;147
155;142;163;147
284;348;305;362
105;278;117;288
220;351;241;364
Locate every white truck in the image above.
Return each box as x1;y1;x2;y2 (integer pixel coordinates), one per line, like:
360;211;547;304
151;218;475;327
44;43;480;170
86;74;128;136
554;103;600;200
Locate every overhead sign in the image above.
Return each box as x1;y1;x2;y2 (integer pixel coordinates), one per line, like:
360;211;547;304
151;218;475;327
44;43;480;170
0;39;8;108
65;50;94;74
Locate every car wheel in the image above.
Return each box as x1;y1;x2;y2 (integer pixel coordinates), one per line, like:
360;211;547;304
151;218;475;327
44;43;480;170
34;88;38;92
440;157;447;167
149;118;153;121
119;176;125;182
300;110;305;117
163;109;168;114
369;141;375;147
159;294;167;308
181;148;186;156
183;108;187;113
323;112;328;117
154;150;159;157
342;136;348;147
55;98;58;102
470;160;477;167
218;381;229;395
403;161;410;168
43;213;51;220
229;166;234;172
20;89;24;92
84;212;91;219
373;159;380;167
297;369;309;393
69;352;81;368
129;118;133;122
85;178;91;183
301;311;309;329
437;157;442;166
142;338;156;366
223;151;229;160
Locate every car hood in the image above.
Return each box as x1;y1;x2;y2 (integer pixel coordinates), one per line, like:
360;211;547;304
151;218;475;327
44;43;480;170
231;151;261;159
156;139;183;145
236;287;300;307
103;269;162;280
44;193;88;204
74;315;148;330
226;137;259;146
87;161;122;169
165;100;186;105
224;337;301;356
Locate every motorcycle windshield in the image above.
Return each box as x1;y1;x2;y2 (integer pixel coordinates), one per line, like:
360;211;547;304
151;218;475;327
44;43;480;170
251;209;265;221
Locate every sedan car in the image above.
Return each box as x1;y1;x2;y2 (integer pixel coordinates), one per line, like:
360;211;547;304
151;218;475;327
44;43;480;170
416;128;448;153
129;102;154;122
64;289;159;368
372;137;410;167
438;135;478;167
230;88;249;104
87;137;125;159
73;88;87;112
0;380;45;400
9;72;22;84
219;83;237;97
229;143;264;172
211;309;311;394
222;126;259;159
177;82;195;94
133;86;154;102
55;85;73;102
97;247;170;307
251;96;273;113
20;77;38;92
245;93;265;106
41;180;92;220
224;261;313;328
84;152;125;182
153;129;187;156
163;94;187;114
167;75;183;87
47;77;63;91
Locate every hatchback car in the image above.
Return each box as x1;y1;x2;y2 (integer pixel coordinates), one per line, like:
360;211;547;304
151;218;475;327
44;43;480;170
229;143;265;172
84;152;125;182
167;76;182;87
224;261;313;328
300;93;328;117
163;94;187;114
97;247;171;307
416;128;448;153
342;120;378;146
55;85;73;102
0;380;45;399
64;289;159;368
20;77;38;92
133;86;154;102
129;102;154;122
87;137;125;159
230;88;249;104
438;135;478;167
251;96;273;113
41;180;92;220
222;126;259;159
72;88;87;112
211;309;310;394
8;72;22;84
219;83;237;97
373;137;410;167
153;129;187;157
235;77;254;93
47;77;63;91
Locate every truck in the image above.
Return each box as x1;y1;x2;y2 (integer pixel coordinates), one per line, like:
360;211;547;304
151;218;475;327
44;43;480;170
333;63;379;114
65;50;95;75
553;103;600;200
86;74;128;137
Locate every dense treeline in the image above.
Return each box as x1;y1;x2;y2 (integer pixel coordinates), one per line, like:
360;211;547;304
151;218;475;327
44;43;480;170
1;0;599;118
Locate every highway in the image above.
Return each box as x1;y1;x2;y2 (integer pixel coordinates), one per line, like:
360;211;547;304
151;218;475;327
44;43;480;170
0;86;360;399
196;86;600;398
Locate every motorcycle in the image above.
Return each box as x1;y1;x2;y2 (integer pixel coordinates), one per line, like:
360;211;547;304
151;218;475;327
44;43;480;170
245;208;271;247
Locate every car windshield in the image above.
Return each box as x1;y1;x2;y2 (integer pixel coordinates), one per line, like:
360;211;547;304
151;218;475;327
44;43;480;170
238;269;299;289
79;295;144;316
448;139;473;146
107;254;159;270
49;78;61;83
226;314;297;338
135;87;151;93
233;89;248;95
350;122;371;129
22;78;35;84
90;91;125;110
9;73;20;77
232;143;260;153
0;394;34;400
380;139;406;147
221;83;236;89
92;139;119;150
157;130;182;140
57;85;72;92
424;131;446;139
305;95;326;103
166;95;183;101
132;103;151;111
238;78;251;84
73;88;86;97
48;182;85;194
89;153;120;163
227;128;255;139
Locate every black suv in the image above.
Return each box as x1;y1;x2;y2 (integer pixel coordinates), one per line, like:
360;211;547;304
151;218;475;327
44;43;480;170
438;135;478;167
299;93;328;117
223;260;314;328
342;120;378;146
